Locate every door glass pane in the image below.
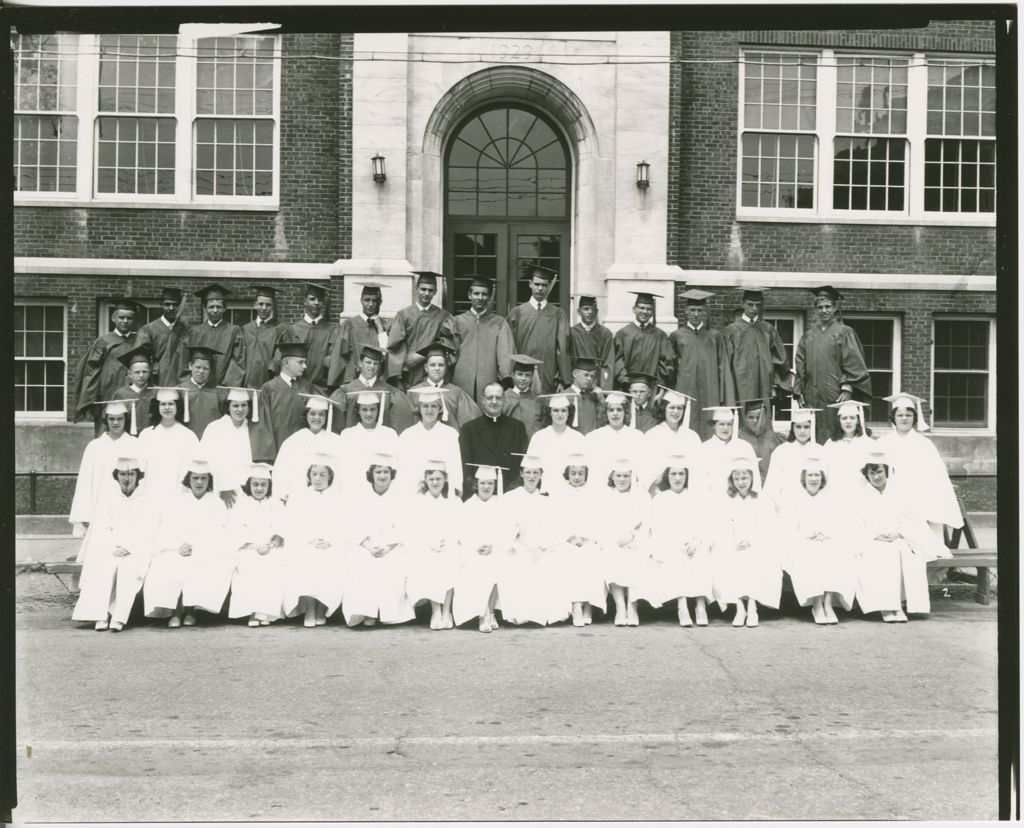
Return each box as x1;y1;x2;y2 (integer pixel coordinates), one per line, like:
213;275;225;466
452;233;499;315
515;235;561;306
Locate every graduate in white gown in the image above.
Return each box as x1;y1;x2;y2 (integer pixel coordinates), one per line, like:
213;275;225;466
143;459;228;626
527;392;586;494
225;463;288;626
876;392;963;540
639;388;702;494
283;452;348;626
853;449;950;621
400;459;462;630
136;388;199;503
776;453;856;624
342;453;415;627
336;390;400;495
69;399;141;539
397;388;464;498
761;405;821;511
72;456;155;631
453;464;514;632
595;458;650;626
273;395;344;505
636;454;713;627
821;400;874;502
710;452;782;628
553;453;607;627
499;453;570;626
200;387;258;510
695;405;759;493
585;390;645;485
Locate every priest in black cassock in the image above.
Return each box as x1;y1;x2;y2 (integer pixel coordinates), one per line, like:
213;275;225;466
73;298;143;435
612;291;675;390
136;287;186;387
282;281;338;395
568;294;614;391
507;265;573;394
174;283;246;388
458;382;528;499
251;341;314;464
241;285;284;390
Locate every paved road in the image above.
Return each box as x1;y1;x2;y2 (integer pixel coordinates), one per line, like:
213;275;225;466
13;572;998;821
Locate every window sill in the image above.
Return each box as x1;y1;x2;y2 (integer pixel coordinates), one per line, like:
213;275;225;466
14;414;70;423
15;197;280;212
735;211;996;228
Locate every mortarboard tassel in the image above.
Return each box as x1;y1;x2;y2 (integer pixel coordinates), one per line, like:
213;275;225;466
129;399;138;435
378;391;387;427
630;396;637;430
440;391;450;423
251;389;259;423
915;398;929;432
183;389;190;423
327;403;333;433
572;399;579;429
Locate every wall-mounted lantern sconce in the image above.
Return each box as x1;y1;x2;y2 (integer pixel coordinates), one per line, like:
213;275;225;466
372;154;387;183
636;160;650;190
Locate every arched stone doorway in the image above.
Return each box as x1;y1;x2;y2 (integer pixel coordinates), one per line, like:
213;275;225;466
443;105;571;315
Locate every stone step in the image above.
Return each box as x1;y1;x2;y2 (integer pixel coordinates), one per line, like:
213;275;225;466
16;515;74;536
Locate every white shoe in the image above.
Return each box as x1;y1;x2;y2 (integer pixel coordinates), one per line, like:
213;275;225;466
168;616;182;629
732;606;746;627
109;621;124;632
694;603;708;627
745;604;759;628
94;620;109;631
182;614;196;627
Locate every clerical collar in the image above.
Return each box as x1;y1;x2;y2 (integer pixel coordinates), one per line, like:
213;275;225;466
742;313;756;324
530;297;547;311
206;318;223;328
580;321;596;332
488;414;500;423
303;313;321;326
687;322;704;331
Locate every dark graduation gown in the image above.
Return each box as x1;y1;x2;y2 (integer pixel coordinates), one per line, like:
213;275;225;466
634;405;658;434
328;314;391;389
177;379;222;440
442;310;515;400
501;388;543;439
793;319;873;443
569;322;615;391
112;383;158;433
613;323;675;389
250;374;315;463
72;331;137;424
407;380;481;433
507;302;573;393
175;320;246;388
327;376;415;434
387;304;454;388
458;413;529;498
136;316;187;387
669;324;737;440
736;421;785;484
283;316;339;394
568;384;603;435
723;317;793;403
241;318;284;390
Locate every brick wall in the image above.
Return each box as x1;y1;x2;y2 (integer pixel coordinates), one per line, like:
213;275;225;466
14;33;352;264
667;22;998;275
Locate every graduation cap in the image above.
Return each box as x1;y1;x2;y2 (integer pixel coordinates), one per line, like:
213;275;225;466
306;450;338;473
571;356;603;372
883;392;929;432
680;288;714;305
827;399;870;433
408;385;452;421
277;340;310;360
151;386;189;424
185;457;214;476
789;399;821;443
626;371;657;389
702;404;741;423
347;388;389;427
510;452;544;472
110;298;145;316
810;285;843;301
861;447;891;470
301;281;328;300
356;281;388;297
656;386;695;427
359;344;386;363
368;451;398;470
247;462;273;480
663;453;691;471
114;456;144;473
218;385;260;423
184;343;223;364
628;290;663;305
575;294;598;308
609;457;635;475
467;463;509;496
95;398;138;433
252;285;277;300
525;263;558;282
725;452;761;474
740;286;768;301
539;391;581;427
194;283;230;303
511;354;542;372
563;451;590;471
116;344;154;369
740;397;771;414
467;274;495;292
160;287;184;303
797;453;827;474
412;270;442;285
604;389;643;430
423;459;448;473
298;392;342;432
417;341;456;360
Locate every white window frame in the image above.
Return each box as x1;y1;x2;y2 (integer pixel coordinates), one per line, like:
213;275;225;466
97;298;163;336
15;300;68;421
737;47;996;227
843;313;902;428
763;311;803;432
930;315;996;434
13;32;281;210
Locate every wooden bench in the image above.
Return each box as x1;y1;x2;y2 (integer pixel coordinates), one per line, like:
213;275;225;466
928;549;998;605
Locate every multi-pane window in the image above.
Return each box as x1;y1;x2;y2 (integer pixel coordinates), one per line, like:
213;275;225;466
13;34;79;193
12;31;279;205
15;303;67;415
764;314;802;425
100;301;162;334
845;316;899;423
450;233;499;314
932;318;993;428
738;49;995;223
924;61;996;213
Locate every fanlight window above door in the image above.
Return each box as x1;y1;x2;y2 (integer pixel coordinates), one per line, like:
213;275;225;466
446;106;569;218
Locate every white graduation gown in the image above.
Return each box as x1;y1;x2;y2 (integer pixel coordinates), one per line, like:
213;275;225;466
709;492;782;609
225;494;289;620
640;422;702;493
526;425;586;494
695;435;760;493
137;423;200;503
68;431;139;538
878;429;964;530
777;487;856;609
400;491;462;604
500;487;570;625
199;415;253;497
342;485;415;625
761;439;818;512
552;484;607;608
821;435;875;503
395;421;463;497
452;494;514;626
585;424;645;486
272;427;344;505
72;482;156;625
282;484;348;615
595;486;650;588
335;424;400;495
636;487;714;605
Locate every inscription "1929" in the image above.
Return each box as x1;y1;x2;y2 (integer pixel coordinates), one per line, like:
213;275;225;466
496;43;534;61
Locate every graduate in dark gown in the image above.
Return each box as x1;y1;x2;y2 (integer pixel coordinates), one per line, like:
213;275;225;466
174;284;246;389
328;282;392;388
500;354;544;439
506;265;573;394
136;287;186;387
626;372;659;433
612;291;675;390
442;276;515;400
112;344;158;434
240;285;284;390
565;357;605;435
73;298;142;435
386;271;454;389
794;285;873;443
722;287;792;403
282;281;339;396
568;294;614;391
328;345;414;433
669;288;736;440
735;398;785;485
176;345;223;439
251;341;314;463
459;383;529;498
407;341;482;433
